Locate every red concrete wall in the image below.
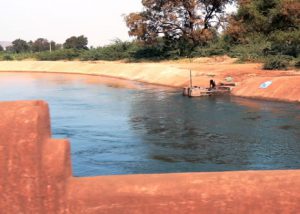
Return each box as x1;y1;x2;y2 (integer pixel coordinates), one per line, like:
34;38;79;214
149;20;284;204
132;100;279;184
1;101;300;213
232;76;300;102
0;101;71;213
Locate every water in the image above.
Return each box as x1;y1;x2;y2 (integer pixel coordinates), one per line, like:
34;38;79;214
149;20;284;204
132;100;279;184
0;72;300;177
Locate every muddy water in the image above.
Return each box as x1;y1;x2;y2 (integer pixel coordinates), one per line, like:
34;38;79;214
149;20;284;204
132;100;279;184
0;72;300;177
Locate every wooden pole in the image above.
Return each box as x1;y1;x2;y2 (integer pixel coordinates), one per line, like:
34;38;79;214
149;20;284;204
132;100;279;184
190;70;193;88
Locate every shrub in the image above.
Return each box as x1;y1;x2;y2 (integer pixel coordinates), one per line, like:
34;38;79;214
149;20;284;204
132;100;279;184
2;55;14;61
269;30;300;58
35;49;81;61
80;40;136;61
229;34;272;62
129;45;166;61
192;47;226;57
263;56;289;70
294;58;300;69
14;53;35;60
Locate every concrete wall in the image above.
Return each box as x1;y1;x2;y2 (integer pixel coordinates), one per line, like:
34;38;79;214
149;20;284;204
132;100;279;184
1;101;300;213
232;76;300;102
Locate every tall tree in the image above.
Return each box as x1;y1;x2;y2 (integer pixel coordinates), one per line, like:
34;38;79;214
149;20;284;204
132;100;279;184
11;39;30;53
63;35;88;50
226;0;300;56
54;43;62;50
226;0;300;41
0;45;3;52
31;38;50;52
125;0;233;49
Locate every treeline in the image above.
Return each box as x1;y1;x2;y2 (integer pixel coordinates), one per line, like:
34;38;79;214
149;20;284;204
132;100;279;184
0;35;88;60
0;38;170;61
0;0;299;70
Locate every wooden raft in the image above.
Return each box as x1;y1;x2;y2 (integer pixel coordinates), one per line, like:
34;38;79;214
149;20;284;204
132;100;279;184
183;83;236;97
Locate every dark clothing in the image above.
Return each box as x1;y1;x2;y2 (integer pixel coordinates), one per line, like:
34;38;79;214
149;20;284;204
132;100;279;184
210;80;216;89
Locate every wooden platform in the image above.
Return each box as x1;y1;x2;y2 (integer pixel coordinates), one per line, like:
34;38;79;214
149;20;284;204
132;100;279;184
183;83;235;97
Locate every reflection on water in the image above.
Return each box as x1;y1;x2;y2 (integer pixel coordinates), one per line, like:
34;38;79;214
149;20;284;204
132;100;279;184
0;72;300;176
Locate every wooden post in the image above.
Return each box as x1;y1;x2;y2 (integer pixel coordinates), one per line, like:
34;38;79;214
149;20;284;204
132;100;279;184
190;70;193;88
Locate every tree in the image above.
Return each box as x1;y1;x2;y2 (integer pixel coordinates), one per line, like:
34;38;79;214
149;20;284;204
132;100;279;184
31;38;50;52
5;46;14;52
63;35;88;50
226;0;300;41
226;0;300;57
0;45;3;52
11;39;30;53
125;0;233;50
54;43;62;50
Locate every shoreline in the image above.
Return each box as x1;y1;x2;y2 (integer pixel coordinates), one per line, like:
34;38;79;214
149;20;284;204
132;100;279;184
0;59;299;103
0;70;180;90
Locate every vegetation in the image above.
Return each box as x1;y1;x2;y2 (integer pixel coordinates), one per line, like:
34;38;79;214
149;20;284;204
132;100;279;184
294;58;300;69
29;38;59;52
225;0;300;69
1;55;14;61
35;49;82;61
0;0;299;70
63;35;88;50
80;40;134;61
8;39;30;53
263;56;289;70
125;0;233;51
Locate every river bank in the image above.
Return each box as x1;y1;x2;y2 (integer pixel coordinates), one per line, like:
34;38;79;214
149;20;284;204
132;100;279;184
0;57;299;102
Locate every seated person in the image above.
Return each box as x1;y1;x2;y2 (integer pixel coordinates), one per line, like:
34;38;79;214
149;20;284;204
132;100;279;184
210;79;216;89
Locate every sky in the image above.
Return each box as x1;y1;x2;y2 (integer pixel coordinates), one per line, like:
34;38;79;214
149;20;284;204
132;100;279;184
0;0;143;47
0;0;236;47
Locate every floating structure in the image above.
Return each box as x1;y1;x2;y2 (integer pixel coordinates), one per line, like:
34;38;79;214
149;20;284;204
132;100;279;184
183;70;236;97
183;83;236;97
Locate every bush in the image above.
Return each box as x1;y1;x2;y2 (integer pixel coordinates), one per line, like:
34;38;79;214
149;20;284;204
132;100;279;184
35;49;81;61
129;45;166;61
80;40;136;61
269;30;300;58
192;47;226;57
229;34;272;62
294;58;300;69
263;56;289;70
2;55;14;61
14;53;35;60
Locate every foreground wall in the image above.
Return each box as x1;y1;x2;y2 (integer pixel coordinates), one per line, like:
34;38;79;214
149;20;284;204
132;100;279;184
1;101;300;213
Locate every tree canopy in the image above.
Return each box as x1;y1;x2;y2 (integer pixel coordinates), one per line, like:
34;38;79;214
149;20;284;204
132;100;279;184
226;0;300;57
226;0;300;41
125;0;234;48
10;39;30;53
31;38;50;52
63;35;88;50
0;45;3;52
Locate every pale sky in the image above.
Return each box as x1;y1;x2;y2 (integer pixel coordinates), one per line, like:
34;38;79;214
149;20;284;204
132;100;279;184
0;0;143;47
0;0;236;47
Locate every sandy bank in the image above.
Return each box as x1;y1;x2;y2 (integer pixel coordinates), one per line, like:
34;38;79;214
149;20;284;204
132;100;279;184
0;57;299;102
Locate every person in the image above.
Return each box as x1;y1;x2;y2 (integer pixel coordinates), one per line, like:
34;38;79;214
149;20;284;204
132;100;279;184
210;79;216;89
